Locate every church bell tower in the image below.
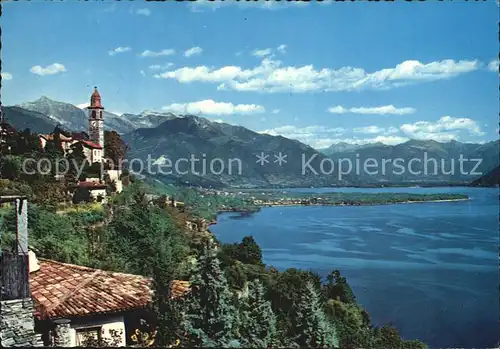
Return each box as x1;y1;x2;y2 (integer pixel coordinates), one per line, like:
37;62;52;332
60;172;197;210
88;86;104;150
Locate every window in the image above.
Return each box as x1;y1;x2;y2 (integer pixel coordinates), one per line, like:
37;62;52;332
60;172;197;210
75;326;102;347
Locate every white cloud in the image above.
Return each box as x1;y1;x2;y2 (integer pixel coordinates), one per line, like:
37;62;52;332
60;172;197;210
328;105;416;115
140;70;146;77
189;0;307;12
353;126;399;135
400;116;484;141
184;47;203;58
272;109;281;114
108;46;131;56
149;63;174;70
30;63;66;76
252;48;273;58
252;45;286;59
161;99;265;116
140;49;175;57
259;125;346;148
156;57;480;93
488;58;498;73
76;103;88;109
136;8;151;16
1;72;12;80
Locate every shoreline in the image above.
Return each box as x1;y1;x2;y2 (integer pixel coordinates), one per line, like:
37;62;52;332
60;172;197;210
214;197;470;216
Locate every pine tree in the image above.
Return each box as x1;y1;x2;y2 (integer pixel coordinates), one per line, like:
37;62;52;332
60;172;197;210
239;279;277;348
152;239;184;347
182;241;239;348
292;282;339;348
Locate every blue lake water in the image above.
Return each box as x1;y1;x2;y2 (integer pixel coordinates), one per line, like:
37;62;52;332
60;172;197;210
210;187;499;348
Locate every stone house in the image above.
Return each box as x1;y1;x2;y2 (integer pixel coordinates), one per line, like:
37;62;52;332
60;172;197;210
0;196;44;347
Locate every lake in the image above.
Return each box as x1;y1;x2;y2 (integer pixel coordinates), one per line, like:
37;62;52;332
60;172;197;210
210;187;498;348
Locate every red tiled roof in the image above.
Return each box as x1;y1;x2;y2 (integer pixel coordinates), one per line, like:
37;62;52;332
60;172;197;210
90;87;103;109
77;181;107;189
80;140;102;149
30;259;190;320
39;134;73;142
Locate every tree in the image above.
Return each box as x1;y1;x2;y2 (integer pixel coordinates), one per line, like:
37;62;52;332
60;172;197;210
66;142;88;184
15;128;40;155
239;279;277;348
32;181;69;207
73;186;93;204
235;236;262;265
107;190;189;276
323;270;356;304
0;155;22;180
150;224;187;347
44;133;64;161
324;299;373;349
182;241;238;348
291;282;339;348
104;130;128;168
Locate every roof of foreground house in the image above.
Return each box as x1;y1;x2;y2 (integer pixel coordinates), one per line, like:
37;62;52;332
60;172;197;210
30;258;190;320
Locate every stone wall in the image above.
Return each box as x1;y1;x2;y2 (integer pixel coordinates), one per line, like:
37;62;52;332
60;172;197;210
0;298;43;347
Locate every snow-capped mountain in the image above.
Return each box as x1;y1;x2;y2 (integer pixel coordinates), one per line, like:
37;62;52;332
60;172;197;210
15;96;177;134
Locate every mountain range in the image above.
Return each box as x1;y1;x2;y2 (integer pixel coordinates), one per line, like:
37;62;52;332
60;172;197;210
12;96;175;134
3;96;499;188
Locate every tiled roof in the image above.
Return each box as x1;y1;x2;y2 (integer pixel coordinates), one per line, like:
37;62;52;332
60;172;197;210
80;140;103;149
77;181;107;189
30;259;190;320
39;134;73;142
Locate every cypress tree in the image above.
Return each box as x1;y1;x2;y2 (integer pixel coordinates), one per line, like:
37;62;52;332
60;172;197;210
239;279;277;348
182;241;239;348
292;281;339;348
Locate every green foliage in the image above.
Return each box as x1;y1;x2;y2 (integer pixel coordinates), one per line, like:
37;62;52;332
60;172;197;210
235;236;262;265
0;155;23;181
0;179;34;199
104;130;128;167
72;186;93;204
224;263;248;290
182;241;238;348
325;299;373;349
219;236;263;267
291;281;339;348
239;279;277;348
323;269;357;304
151;237;186;347
31;181;69;208
107;193;189;277
0;204;90;264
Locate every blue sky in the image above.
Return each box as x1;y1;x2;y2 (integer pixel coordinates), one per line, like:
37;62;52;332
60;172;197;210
1;1;498;148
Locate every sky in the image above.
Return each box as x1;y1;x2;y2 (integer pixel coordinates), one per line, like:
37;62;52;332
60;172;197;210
1;1;498;149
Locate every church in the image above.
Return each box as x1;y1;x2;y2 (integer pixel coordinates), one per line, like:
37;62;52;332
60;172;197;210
39;87;123;200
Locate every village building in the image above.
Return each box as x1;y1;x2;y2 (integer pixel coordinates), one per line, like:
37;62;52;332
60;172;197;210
75;181;108;201
80;139;104;164
29;256;190;347
37;87;124;200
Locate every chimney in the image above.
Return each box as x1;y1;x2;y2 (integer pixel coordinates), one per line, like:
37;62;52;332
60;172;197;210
15;198;28;255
